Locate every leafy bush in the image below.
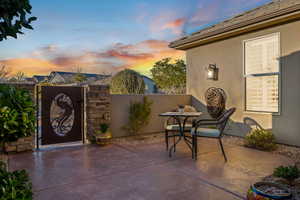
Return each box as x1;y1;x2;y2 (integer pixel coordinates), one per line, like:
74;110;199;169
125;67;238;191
273;165;300;181
245;129;276;151
0;85;35;151
0;162;33;200
99;123;109;134
123;97;153;135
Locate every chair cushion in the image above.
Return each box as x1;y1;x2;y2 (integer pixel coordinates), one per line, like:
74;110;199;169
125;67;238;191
166;124;193;131
191;128;220;137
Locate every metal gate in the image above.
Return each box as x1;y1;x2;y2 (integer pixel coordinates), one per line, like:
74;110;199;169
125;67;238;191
39;86;84;146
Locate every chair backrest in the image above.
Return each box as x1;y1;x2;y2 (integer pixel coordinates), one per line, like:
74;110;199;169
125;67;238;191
217;107;236;136
205;87;227;119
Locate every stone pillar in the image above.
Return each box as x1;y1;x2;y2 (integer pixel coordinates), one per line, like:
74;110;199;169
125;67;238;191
86;85;111;143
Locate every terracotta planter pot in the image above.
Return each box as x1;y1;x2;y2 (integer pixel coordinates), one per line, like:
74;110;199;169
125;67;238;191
95;131;112;146
247;182;292;200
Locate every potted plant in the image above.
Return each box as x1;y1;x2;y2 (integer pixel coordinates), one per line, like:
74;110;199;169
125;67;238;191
249;165;300;200
247;182;292;200
95;123;112;146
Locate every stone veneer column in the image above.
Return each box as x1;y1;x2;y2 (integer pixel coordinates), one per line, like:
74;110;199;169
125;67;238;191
86;85;111;143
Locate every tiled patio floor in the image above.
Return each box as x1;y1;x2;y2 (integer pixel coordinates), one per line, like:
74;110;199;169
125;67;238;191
9;136;292;200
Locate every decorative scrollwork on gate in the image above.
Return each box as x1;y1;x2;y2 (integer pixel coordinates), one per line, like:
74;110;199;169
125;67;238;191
205;87;227;119
50;93;75;137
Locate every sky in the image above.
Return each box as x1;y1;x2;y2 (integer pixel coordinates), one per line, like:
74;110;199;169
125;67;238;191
0;0;272;77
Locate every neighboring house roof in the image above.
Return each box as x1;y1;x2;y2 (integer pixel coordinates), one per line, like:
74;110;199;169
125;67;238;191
24;77;35;82
48;71;110;83
33;75;48;82
141;75;154;82
170;0;300;50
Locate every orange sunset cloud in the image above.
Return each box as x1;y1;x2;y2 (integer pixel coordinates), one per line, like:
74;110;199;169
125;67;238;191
0;40;184;77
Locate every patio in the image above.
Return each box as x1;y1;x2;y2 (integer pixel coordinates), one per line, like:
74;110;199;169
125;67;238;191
9;135;292;200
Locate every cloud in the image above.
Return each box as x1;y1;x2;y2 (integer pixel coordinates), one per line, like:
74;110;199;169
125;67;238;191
161;18;186;35
0;40;184;76
0;58;61;76
148;0;269;37
181;0;270;32
31;44;59;57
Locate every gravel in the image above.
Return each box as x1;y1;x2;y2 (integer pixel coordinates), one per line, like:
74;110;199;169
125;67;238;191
223;135;300;165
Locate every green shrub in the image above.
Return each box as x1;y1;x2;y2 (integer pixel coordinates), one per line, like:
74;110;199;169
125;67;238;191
273;165;300;181
123;97;153;135
0;163;33;200
0;85;35;151
245;129;276;151
99;123;109;134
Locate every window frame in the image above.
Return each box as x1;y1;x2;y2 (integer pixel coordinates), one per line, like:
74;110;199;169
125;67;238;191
243;32;281;114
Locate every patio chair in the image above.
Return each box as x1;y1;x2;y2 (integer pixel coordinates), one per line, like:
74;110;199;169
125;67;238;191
164;105;196;151
191;108;236;162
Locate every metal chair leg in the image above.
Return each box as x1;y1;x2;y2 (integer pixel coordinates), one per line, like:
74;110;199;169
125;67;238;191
194;136;198;160
173;133;176;152
192;135;195;159
165;130;169;151
192;135;197;160
219;138;227;162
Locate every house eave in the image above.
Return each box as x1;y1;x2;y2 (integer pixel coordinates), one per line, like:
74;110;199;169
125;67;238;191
169;5;300;50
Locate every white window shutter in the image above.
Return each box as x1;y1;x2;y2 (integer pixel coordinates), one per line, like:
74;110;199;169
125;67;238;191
245;34;279;75
244;34;280;113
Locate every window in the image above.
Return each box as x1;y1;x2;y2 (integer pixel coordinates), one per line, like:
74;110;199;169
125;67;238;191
244;33;280;113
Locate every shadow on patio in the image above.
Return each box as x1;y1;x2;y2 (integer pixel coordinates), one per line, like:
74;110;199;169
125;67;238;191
9;135;292;200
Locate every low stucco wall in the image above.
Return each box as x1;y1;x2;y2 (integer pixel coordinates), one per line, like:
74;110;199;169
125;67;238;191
111;95;192;137
186;19;300;146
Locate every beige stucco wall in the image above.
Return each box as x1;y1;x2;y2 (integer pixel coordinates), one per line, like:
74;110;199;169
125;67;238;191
111;95;191;137
187;20;300;146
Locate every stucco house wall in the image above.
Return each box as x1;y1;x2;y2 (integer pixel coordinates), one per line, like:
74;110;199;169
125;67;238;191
187;19;300;146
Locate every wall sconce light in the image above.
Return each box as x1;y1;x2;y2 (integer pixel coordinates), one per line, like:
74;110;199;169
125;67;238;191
207;64;218;81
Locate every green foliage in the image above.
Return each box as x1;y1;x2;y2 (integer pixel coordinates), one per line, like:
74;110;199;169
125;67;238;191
123;97;153;135
99;123;109;134
0;85;35;150
0;107;19;142
110;69;145;94
0;160;6;170
273;165;300;181
0;165;32;200
245;129;277;151
0;0;37;41
151;58;186;94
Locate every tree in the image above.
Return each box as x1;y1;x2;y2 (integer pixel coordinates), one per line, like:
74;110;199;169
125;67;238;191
15;71;25;82
110;69;145;94
151;58;186;94
8;71;25;82
0;65;10;81
0;0;37;41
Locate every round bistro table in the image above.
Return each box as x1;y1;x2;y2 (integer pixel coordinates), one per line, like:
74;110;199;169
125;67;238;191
159;112;202;157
